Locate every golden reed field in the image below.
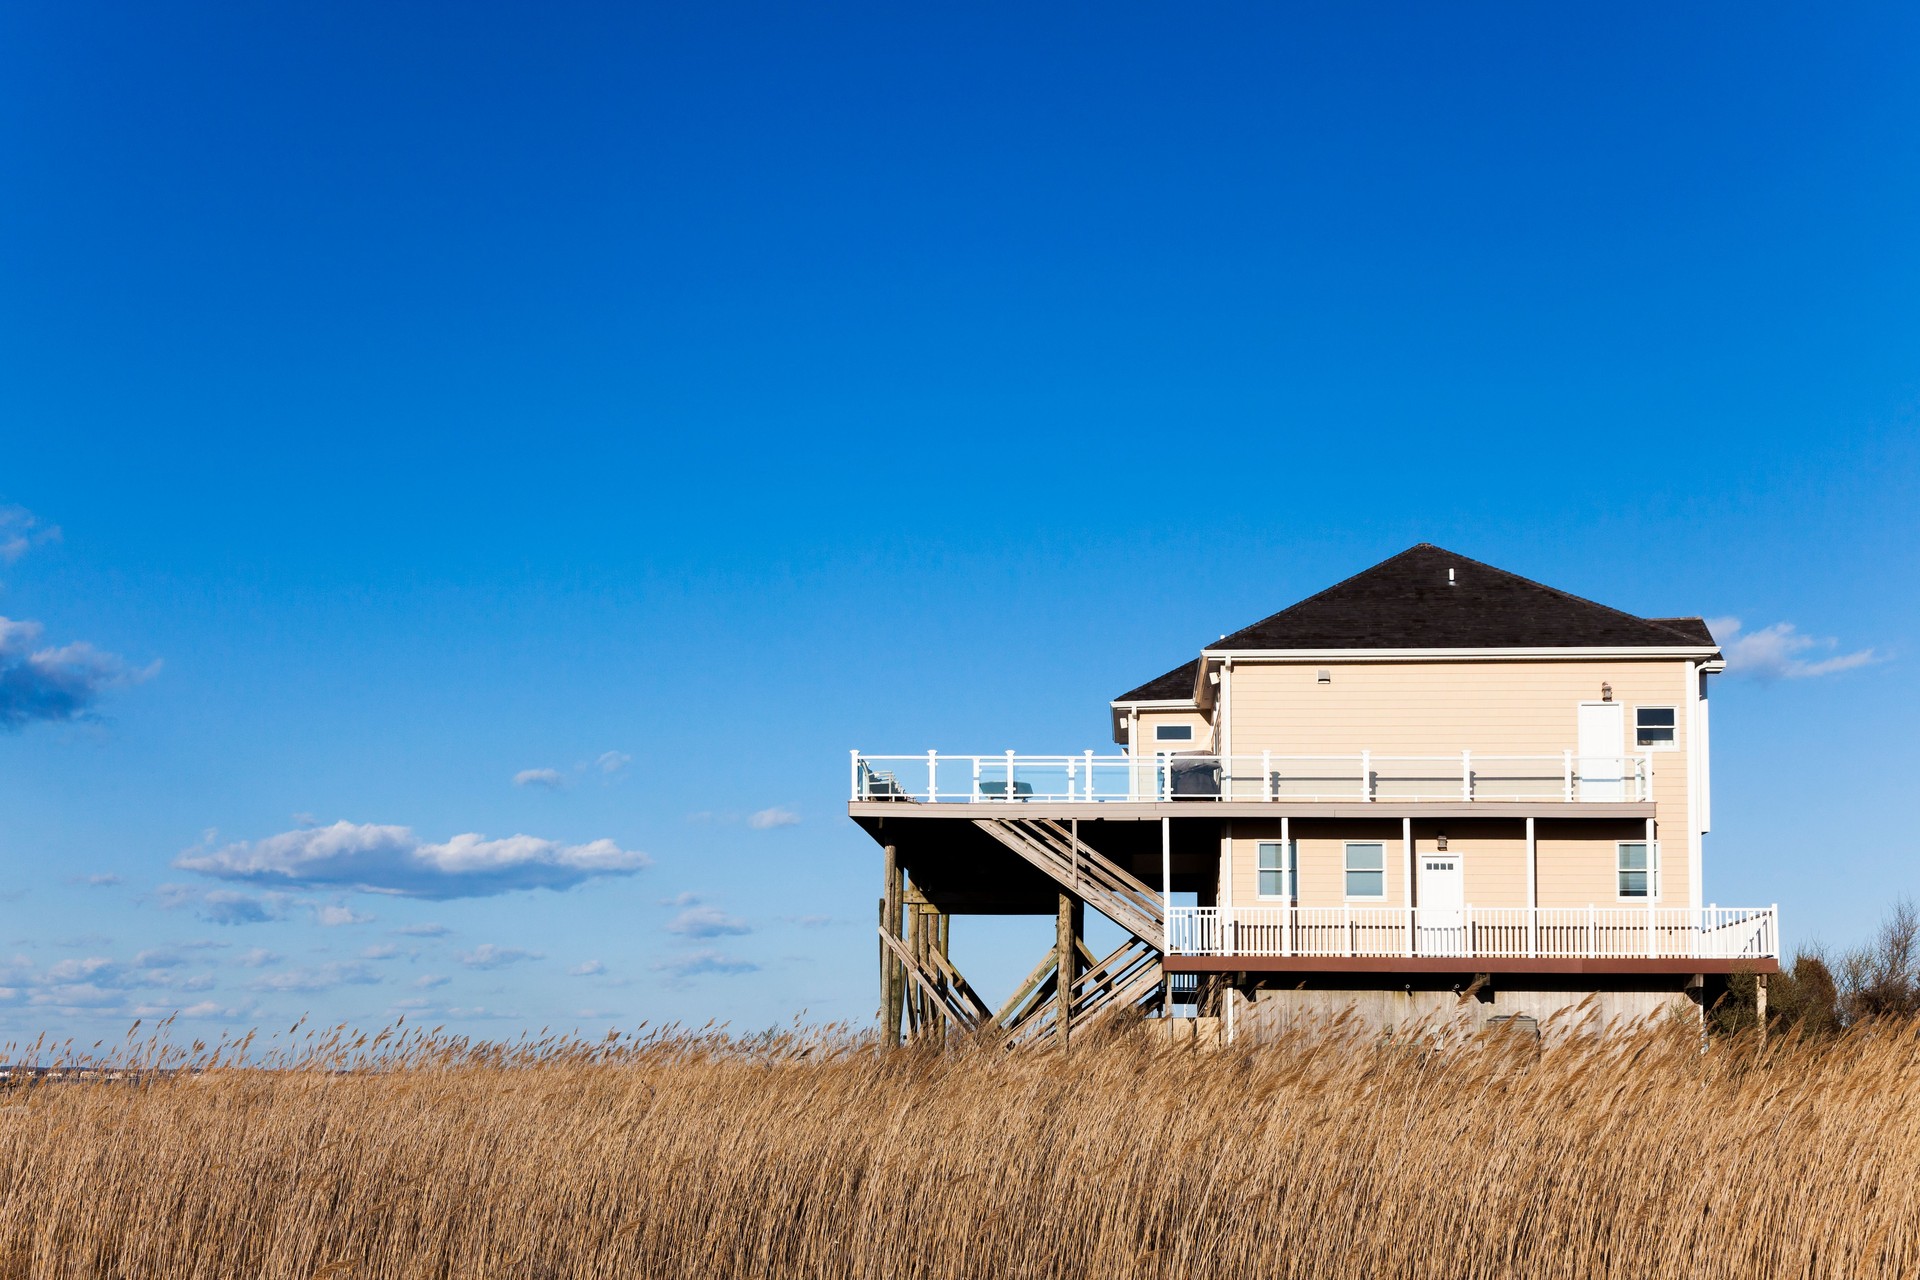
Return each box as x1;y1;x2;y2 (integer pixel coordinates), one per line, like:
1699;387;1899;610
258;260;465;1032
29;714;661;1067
0;1013;1916;1279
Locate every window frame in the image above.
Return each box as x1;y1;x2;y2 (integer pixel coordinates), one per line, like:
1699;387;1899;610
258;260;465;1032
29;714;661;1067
1255;840;1295;901
1633;705;1678;751
1153;723;1195;744
1616;840;1661;902
1344;841;1388;902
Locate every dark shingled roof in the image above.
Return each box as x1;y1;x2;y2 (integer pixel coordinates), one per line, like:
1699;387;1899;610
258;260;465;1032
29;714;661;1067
1115;658;1199;704
1111;545;1718;703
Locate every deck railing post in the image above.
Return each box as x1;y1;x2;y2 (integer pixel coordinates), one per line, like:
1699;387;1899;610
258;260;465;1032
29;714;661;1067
1564;749;1575;802
1462;749;1472;802
1085;749;1096;801
1648;896;1656;958
1263;750;1273;801
1405;904;1414;958
1005;750;1016;803
850;749;861;801
971;755;981;801
1588;903;1597;957
1361;750;1373;802
927;749;937;803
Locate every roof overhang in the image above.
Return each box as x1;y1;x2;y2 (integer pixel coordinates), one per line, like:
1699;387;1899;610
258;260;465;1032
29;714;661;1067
1199;646;1724;662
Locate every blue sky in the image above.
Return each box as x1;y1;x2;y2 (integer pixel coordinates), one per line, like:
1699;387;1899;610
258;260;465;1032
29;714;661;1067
1;2;1915;1042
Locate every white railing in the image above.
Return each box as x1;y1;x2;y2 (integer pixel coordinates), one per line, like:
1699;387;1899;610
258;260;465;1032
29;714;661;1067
1165;904;1778;960
849;750;1652;804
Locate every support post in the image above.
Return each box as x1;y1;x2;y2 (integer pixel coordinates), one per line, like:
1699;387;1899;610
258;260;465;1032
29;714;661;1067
1525;817;1537;959
882;845;904;1045
1161;816;1173;937
1756;972;1769;1045
1056;891;1079;1051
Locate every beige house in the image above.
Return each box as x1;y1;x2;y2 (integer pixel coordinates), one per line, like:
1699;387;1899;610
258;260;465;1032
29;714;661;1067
852;545;1777;1045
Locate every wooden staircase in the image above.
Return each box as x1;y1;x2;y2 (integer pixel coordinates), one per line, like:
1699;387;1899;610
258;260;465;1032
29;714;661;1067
970;817;1165;949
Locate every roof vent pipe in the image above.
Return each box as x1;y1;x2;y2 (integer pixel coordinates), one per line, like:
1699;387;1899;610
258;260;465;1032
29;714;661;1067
1448;568;1456;585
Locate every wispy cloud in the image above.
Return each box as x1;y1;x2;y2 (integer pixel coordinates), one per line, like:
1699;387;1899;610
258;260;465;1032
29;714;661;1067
414;974;451;989
0;507;60;565
1711;617;1881;680
457;944;542;970
567;960;606;977
359;943;403;960
748;807;801;830
175;821;650;899
653;950;759;979
666;905;750;939
0;616;156;731
314;903;374;927
75;873;122;888
596;751;631;776
235;947;281;968
513;768;566;791
394;922;450;937
153;884;291;926
249;962;380;993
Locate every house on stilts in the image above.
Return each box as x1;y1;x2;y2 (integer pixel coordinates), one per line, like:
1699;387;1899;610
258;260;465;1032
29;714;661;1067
850;544;1778;1046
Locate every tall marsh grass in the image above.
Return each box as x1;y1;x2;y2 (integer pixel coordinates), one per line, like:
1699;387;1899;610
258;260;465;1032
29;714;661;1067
0;1015;1916;1278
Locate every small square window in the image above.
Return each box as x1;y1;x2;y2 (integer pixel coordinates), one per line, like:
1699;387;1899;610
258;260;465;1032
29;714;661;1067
1345;842;1386;900
1635;706;1676;749
1154;724;1194;743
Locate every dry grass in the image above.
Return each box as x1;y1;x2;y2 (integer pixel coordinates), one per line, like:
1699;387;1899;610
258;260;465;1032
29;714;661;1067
1;1015;1917;1278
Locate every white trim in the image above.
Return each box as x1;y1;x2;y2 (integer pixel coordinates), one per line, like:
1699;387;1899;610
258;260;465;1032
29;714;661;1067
1109;699;1200;710
1344;840;1389;902
1200;647;1720;661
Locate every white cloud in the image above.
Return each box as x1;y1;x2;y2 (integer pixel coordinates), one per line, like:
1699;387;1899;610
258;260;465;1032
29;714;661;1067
394;922;450;937
596;751;631;775
653;950;759;979
666;905;750;939
457;944;542;970
414;974;451;989
748;807;801;830
175;821;651;899
235;947;281;968
80;874;122;888
1711;617;1881;680
0;507;60;565
568;960;606;977
314;903;374;927
0;616;157;731
359;943;402;960
513;768;566;791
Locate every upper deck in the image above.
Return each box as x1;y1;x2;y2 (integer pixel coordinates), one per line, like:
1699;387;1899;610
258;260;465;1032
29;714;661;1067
851;748;1656;817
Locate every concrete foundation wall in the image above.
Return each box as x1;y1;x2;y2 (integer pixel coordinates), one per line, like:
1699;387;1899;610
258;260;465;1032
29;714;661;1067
1230;977;1700;1044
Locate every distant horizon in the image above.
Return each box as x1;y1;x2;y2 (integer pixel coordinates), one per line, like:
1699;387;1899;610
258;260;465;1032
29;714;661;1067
2;1;1914;1042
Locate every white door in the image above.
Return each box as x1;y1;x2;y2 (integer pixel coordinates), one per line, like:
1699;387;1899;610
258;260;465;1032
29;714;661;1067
1577;701;1627;801
1416;854;1465;956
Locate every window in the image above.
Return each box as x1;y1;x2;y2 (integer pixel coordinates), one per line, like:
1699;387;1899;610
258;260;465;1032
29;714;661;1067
1617;842;1660;900
1345;842;1386;900
1154;724;1194;743
1635;706;1676;749
1257;841;1294;898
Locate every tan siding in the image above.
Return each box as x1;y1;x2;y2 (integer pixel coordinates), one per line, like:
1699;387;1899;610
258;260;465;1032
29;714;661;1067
1223;819;1661;911
1134;709;1213;753
1226;658;1694;905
